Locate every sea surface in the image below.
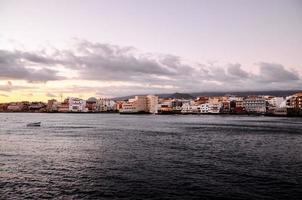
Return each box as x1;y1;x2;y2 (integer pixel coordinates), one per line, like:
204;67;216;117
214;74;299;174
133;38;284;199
0;113;302;200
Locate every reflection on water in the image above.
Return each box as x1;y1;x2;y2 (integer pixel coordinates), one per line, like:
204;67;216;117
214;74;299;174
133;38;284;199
1;113;302;199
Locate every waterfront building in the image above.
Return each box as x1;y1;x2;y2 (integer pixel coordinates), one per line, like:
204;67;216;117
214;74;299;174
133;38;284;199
181;103;200;114
133;96;148;112
243;97;266;114
205;97;222;113
221;101;230;113
267;97;285;108
265;96;286;115
208;102;222;114
121;101;137;113
115;101;124;112
171;99;188;113
208;96;223;104
86;97;98;112
47;99;58;112
120;96;147;113
233;98;246;114
147;95;158;114
69;97;87;112
285;93;302;116
120;95;158;114
293;93;302;110
97;98;116;112
200;103;209;113
230;100;236;113
158;104;173;114
235;100;244;108
171;99;186;113
195;96;209;105
57;98;69;112
158;98;173;113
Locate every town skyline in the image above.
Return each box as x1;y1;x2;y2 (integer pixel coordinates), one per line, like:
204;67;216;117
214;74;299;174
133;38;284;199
1;92;301;117
1;0;302;102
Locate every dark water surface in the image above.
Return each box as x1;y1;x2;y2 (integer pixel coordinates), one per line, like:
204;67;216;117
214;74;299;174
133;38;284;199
0;113;302;199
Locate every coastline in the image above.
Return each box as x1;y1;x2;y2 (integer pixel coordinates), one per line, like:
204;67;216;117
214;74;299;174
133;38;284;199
0;111;301;117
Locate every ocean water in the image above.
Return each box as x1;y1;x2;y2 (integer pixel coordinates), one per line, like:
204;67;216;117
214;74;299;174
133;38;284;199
0;113;302;200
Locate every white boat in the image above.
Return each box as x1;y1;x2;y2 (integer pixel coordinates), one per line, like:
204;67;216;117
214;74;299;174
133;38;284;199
27;122;41;127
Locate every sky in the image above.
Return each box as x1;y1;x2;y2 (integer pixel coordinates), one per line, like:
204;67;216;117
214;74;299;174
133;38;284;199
0;0;302;102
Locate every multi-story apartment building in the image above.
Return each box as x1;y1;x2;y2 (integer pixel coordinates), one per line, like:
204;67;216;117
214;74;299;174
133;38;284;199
181;103;200;114
293;93;302;110
195;96;209;105
200;103;209;113
243;97;266;114
86;97;98;112
69;97;87;112
147;95;158;114
120;95;158;114
158;98;173;114
57;98;69;112
267;97;285;108
208;103;222;113
97;98;116;112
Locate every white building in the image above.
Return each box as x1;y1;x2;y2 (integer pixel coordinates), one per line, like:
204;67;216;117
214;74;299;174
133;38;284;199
200;103;209;113
208;103;222;114
69;97;87;112
181;103;200;113
243;98;266;114
267;97;285;108
97;99;116;112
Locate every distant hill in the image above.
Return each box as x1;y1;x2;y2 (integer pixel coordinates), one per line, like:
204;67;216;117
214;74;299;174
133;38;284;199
112;92;195;100
189;90;302;98
112;90;301;100
167;92;195;99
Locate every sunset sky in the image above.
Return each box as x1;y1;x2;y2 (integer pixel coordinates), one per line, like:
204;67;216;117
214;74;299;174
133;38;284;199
0;0;302;102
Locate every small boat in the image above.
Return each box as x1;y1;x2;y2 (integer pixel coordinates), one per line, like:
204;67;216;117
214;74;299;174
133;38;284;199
27;122;41;127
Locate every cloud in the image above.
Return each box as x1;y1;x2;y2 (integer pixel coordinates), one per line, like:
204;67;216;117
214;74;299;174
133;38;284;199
0;81;35;92
256;62;300;83
0;94;9;97
60;40;197;82
0;39;301;96
0;50;65;82
227;63;249;78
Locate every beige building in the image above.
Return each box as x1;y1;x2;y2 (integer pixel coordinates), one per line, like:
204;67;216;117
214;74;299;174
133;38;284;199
147;95;158;114
120;95;158;114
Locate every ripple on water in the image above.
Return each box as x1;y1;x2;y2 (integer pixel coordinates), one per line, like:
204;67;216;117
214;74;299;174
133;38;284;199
0;113;302;199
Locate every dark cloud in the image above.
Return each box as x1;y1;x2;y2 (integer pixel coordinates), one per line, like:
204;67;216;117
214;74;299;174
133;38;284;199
65;40;195;81
0;50;64;82
227;63;249;78
257;62;299;82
